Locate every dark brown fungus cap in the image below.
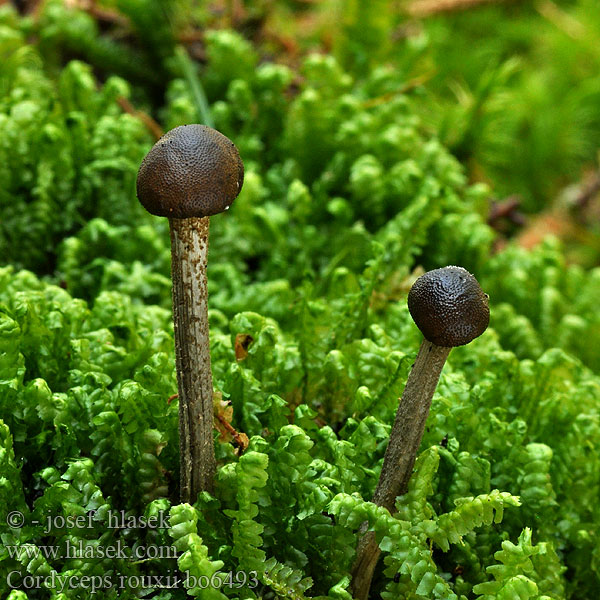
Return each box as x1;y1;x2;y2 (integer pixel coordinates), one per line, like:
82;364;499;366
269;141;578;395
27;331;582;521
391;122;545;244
407;266;489;347
136;124;244;219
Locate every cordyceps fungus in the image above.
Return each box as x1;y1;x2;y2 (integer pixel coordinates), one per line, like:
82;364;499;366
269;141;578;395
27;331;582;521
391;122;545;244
136;124;244;503
351;266;489;599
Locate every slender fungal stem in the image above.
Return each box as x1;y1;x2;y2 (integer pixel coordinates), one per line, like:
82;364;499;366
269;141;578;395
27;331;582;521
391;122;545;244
350;532;382;600
350;340;451;599
373;340;451;508
169;216;216;502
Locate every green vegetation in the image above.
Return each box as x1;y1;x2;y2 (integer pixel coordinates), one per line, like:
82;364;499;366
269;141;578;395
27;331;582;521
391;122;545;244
0;1;598;599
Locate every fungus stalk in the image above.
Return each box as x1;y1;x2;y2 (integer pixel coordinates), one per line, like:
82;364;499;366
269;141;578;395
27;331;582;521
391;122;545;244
169;216;214;500
136;124;244;503
350;266;489;599
351;341;450;597
373;340;450;509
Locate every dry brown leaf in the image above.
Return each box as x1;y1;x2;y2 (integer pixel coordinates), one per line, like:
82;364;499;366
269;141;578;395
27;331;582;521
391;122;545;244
213;392;249;454
234;333;254;361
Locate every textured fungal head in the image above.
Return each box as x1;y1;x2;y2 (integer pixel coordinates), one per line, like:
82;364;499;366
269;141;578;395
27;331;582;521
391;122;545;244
136;124;244;218
407;266;489;347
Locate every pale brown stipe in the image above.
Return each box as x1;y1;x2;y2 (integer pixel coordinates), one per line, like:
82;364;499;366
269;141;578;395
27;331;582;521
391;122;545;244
169;217;214;499
351;266;489;599
136;125;244;504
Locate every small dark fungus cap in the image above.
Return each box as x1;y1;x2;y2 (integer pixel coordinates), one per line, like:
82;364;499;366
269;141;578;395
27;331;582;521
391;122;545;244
408;266;489;347
136;124;244;219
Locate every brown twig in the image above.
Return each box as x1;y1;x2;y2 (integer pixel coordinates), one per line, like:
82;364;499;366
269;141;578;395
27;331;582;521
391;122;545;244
572;171;600;210
178;29;205;44
214;412;249;453
514;167;600;249
407;0;508;18
64;0;130;27
488;195;527;227
116;96;163;141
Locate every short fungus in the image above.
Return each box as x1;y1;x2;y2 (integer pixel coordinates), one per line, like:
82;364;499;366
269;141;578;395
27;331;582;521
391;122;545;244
351;266;489;598
136;124;244;503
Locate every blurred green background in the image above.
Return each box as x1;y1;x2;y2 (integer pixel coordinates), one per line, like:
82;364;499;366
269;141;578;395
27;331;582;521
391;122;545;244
6;0;598;263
